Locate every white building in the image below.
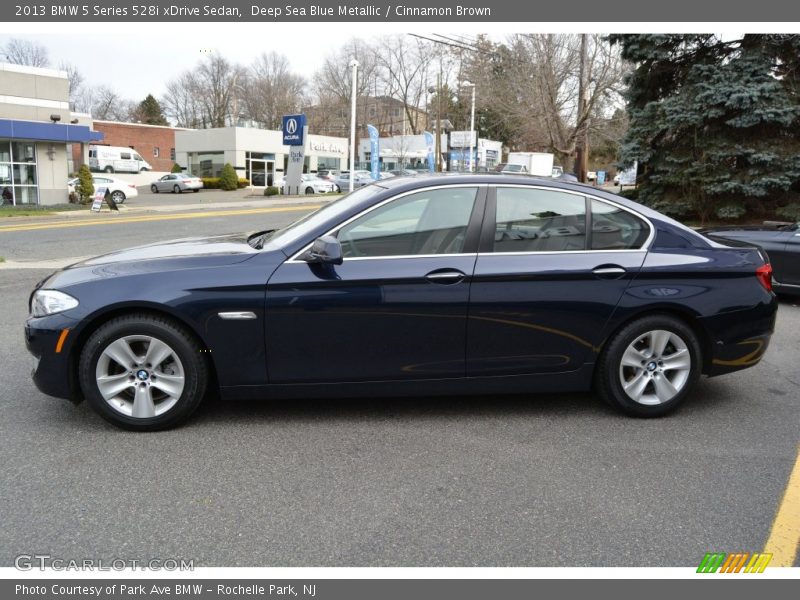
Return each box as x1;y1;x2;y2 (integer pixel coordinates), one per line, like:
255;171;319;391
357;134;448;171
448;131;503;171
175;127;348;187
0;63;102;205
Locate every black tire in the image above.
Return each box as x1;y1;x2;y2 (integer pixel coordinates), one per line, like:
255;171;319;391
104;166;114;173
78;314;208;431
305;187;314;195
173;185;181;194
595;314;701;417
150;184;158;193
111;191;125;204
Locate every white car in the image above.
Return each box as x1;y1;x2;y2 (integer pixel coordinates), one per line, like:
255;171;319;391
68;175;139;204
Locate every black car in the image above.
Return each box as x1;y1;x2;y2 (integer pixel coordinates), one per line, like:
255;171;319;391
26;174;777;430
703;221;800;294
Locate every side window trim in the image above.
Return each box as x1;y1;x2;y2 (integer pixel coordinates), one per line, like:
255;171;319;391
287;184;488;262
481;185;655;254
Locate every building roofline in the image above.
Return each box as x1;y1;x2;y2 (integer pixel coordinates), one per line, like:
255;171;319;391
93;119;194;131
0;62;68;79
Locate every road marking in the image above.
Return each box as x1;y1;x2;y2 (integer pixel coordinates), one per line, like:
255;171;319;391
0;205;322;233
764;445;800;566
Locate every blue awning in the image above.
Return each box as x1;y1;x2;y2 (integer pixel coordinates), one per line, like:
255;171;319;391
0;119;103;143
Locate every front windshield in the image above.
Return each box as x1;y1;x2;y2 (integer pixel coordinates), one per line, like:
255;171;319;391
264;185;385;249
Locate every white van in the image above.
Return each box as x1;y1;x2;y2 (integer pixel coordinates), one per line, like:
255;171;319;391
88;145;152;174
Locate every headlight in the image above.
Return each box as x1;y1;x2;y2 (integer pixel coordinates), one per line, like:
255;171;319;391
30;290;79;317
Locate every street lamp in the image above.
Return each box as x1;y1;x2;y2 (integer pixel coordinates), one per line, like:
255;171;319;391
348;59;359;193
461;81;476;173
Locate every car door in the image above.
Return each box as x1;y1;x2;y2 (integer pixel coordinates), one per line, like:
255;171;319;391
265;185;486;383
779;229;800;285
157;175;172;192
466;186;651;376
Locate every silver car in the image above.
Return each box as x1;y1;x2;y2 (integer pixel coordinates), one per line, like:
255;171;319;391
334;170;375;192
150;173;203;194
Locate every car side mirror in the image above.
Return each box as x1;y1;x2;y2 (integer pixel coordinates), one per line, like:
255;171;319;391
304;235;343;265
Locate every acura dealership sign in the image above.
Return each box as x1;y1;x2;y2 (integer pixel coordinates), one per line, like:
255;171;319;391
282;114;306;146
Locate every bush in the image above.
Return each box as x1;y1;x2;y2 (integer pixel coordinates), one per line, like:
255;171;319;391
171;163;183;173
201;177;250;189
218;163;239;191
715;202;747;220
75;164;94;204
776;202;800;222
264;186;280;196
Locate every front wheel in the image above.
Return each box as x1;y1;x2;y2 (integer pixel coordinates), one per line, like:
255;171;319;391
595;315;701;417
79;314;208;431
305;187;314;195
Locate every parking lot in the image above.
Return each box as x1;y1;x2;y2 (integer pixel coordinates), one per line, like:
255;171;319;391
0;208;798;567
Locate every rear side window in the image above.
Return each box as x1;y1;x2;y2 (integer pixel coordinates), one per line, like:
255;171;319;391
120;152;131;160
494;187;587;252
590;199;649;250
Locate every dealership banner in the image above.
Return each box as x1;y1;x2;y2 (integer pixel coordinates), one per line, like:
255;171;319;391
3;0;800;21
367;124;380;180
423;131;435;172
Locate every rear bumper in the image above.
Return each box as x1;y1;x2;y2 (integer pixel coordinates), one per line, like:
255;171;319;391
700;296;778;376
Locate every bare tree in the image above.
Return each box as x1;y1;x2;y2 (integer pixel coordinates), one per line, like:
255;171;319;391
3;38;50;67
376;35;434;135
194;54;246;128
240;52;306;129
162;73;204;127
59;61;84;110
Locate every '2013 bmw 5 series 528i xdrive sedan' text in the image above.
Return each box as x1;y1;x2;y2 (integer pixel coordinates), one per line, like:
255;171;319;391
26;174;778;430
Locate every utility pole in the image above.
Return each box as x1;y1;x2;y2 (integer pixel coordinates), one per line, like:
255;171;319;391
435;70;442;172
576;34;589;184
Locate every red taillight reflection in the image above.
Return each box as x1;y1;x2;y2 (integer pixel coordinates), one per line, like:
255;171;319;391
756;263;773;292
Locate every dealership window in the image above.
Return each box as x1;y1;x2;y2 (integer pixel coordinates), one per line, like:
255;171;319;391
494;187;586;252
317;156;341;170
0;141;39;206
337;187;478;258
170;148;175;160
153;147;160;158
188;151;225;177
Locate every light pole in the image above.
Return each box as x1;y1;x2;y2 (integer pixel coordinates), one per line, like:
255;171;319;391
348;59;359;193
461;81;476;173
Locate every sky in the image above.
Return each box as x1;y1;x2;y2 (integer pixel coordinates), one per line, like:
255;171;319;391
0;24;508;102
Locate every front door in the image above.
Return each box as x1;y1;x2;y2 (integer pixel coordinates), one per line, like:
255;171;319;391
265;186;485;383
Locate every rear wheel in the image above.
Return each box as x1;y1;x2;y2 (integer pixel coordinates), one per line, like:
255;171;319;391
104;166;114;173
173;185;181;194
111;190;125;204
596;315;701;417
79;314;208;431
150;184;158;193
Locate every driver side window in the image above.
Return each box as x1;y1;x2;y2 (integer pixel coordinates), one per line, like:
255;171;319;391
337;187;478;258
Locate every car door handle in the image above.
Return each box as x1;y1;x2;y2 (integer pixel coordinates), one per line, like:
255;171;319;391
425;269;466;284
592;265;627;279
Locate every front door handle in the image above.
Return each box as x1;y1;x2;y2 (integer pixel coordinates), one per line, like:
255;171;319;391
425;269;466;284
592;265;627;279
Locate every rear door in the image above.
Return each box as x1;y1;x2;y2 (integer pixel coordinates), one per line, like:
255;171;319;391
780;230;800;285
467;186;651;376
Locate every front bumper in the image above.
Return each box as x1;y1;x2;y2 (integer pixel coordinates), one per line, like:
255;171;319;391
25;313;82;402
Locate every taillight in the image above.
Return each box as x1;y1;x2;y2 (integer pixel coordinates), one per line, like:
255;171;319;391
756;263;773;292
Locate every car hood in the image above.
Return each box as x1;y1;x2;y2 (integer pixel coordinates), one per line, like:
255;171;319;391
44;232;265;288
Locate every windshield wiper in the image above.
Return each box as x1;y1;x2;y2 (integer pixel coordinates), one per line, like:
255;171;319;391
248;230;277;249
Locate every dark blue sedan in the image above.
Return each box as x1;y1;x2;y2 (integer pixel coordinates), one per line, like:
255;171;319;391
25;175;778;430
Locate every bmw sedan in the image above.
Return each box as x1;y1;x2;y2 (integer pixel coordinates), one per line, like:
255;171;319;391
26;175;777;430
150;173;203;194
702;220;799;295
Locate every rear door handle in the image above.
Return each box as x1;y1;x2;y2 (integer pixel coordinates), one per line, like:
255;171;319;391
425;269;466;284
592;265;627;279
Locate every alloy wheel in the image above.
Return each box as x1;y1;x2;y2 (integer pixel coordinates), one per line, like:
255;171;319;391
618;329;692;405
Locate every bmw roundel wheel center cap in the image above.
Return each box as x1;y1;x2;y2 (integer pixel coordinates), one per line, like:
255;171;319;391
136;369;150;381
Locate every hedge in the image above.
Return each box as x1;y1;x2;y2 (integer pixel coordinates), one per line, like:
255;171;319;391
201;177;250;189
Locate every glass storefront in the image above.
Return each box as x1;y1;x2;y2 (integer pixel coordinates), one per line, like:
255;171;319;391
246;151;276;187
187;151;225;178
0;141;39;205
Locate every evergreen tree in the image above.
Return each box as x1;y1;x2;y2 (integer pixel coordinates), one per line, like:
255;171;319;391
218;163;238;191
137;94;168;126
75;164;94;204
611;34;800;222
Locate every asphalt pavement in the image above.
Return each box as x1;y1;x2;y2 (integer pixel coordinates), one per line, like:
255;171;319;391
0;206;798;567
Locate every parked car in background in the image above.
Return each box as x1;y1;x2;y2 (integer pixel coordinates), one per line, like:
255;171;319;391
494;163;528;174
298;174;337;194
89;145;152;174
27;174;777;430
334;170;374;191
316;169;340;182
587;171;598;182
150;173;203;194
702;221;800;294
379;172;395;180
390;169;419;177
67;175;139;204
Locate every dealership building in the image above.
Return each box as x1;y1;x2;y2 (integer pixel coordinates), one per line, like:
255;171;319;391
0;63;102;205
175;127;348;186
